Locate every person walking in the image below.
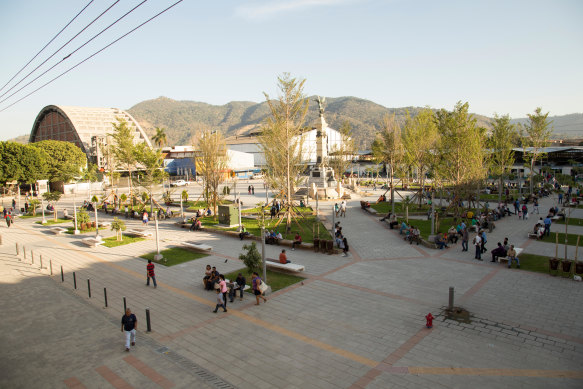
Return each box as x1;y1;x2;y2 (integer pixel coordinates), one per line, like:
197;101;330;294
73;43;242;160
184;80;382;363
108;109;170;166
340;200;346;218
142;211;149;226
251;185;255;195
219;274;228;309
473;232;482;260
213;288;227;313
121;308;137;352
252;272;267;305
146;260;157;288
480;230;488;254
5;212;13;228
461;227;469;252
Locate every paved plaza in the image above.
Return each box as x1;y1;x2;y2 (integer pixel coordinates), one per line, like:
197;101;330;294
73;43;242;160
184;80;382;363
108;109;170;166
0;186;582;389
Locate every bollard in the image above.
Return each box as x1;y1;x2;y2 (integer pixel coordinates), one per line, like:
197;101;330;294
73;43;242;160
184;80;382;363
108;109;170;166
40;255;43;269
146;308;152;332
448;286;455;310
87;279;91;298
50;260;53;275
31;250;34;264
123;297;127;312
23;246;26;260
104;288;108;308
0;233;2;245
16;242;19;257
73;272;77;289
61;266;64;282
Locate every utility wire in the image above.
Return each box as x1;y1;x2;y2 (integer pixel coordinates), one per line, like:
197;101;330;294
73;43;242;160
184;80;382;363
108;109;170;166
0;0;149;106
0;0;185;113
0;0;95;94
0;0;121;100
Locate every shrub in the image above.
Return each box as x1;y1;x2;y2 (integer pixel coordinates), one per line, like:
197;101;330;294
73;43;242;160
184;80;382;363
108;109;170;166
239;242;262;275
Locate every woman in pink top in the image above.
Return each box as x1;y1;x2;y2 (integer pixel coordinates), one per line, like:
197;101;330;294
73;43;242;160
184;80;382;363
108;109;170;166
219;274;228;309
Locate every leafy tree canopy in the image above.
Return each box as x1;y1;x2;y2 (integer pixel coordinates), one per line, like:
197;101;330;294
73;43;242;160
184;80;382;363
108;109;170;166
0;141;49;184
30;140;86;182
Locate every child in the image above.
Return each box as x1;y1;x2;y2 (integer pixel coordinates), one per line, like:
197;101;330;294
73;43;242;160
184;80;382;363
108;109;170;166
213;288;227;313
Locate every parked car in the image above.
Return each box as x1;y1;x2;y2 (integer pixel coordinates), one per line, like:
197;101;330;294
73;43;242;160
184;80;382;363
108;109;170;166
171;179;188;187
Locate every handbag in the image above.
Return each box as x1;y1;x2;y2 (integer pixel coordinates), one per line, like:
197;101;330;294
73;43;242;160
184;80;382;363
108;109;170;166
258;280;268;294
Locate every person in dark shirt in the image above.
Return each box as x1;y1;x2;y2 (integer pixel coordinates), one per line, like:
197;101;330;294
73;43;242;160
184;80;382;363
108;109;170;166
121;308;137;352
146;260;157;288
229;273;247;302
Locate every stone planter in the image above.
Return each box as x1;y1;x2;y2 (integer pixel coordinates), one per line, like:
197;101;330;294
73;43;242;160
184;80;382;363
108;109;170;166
561;260;572;273
575;262;583;274
549;258;560;271
313;238;320;252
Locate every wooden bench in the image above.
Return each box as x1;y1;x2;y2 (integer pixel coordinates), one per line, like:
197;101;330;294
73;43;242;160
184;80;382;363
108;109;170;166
81;237;104;248
266;259;305;272
182;242;213;252
50;227;68;235
125;228;153;238
498;248;524;264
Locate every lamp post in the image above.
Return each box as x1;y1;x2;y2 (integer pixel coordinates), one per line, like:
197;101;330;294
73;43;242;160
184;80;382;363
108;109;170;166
180;193;185;222
237;190;242;232
261;226;267;282
41;197;47;224
73;186;79;235
94;201;101;240
154;217;162;261
18;186;22;215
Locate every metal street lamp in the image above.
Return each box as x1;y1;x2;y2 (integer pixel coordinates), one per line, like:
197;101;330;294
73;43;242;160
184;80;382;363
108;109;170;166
41;197;47;224
94;201;101;240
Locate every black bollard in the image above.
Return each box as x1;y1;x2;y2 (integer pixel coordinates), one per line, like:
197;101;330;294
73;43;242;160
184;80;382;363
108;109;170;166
16;243;19;256
104;288;108;308
40;255;43;269
31;250;34;264
23;246;26;260
87;279;91;298
123;297;127;312
73;272;77;289
146;308;152;332
449;287;455;310
61;266;64;282
0;233;2;245
50;260;53;276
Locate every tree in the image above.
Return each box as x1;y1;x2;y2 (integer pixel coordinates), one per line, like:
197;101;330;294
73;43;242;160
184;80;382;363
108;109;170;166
30;140;86;182
0;142;48;184
239;242;262;275
42;191;62;221
194;129;229;218
435;102;487;216
80;163;100;202
328;121;356;182
523;107;553;194
110;117;138;198
259;73;309;233
402;108;439;203
111;217;126;241
134;142;167;213
488;114;516;203
372;114;404;214
152;127;167;149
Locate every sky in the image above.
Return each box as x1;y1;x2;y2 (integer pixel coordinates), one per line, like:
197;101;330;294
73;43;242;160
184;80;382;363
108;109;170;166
0;0;581;140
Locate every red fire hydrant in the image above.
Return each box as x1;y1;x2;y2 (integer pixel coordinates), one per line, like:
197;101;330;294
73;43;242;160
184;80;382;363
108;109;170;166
425;313;434;328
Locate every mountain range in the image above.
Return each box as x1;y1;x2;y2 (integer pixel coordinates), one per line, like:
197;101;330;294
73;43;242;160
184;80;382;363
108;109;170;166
9;97;583;148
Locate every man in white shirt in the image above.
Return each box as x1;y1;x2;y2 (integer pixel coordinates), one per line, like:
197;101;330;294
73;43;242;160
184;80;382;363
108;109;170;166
474;233;482;260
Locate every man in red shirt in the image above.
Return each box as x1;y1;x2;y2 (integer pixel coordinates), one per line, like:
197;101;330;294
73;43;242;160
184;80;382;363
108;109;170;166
146;260;157;288
279;249;290;264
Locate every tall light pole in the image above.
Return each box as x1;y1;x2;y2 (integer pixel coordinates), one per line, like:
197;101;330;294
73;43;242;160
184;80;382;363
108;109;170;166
41;197;47;224
237;190;242;232
261;226;267;282
94;201;101;240
73;184;79;235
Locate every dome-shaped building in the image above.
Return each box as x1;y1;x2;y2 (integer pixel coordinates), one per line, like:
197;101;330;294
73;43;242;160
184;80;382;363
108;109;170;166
29;105;152;169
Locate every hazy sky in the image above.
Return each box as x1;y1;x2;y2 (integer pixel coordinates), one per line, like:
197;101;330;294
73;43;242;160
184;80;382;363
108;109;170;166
0;0;581;140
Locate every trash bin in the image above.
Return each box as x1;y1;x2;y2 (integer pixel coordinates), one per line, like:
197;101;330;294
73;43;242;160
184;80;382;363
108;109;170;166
313;238;320;252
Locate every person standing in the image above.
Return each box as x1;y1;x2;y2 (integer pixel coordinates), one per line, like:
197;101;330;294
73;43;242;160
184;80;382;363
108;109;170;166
146;260;157;288
5;212;13;228
142;211;149;225
543;215;552;237
121;308;137;352
213;288;227;313
461;227;469;252
251;185;255;195
340;200;346;218
252;272;267;305
473;232;482;260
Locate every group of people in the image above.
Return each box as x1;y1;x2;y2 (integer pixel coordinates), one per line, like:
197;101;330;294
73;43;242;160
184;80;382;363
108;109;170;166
265;229;283;245
247;185;255;195
202;265;267;310
334;200;347;218
334;222;350;256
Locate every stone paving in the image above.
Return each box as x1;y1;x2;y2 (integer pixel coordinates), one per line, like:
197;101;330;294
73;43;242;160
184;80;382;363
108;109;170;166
0;188;582;388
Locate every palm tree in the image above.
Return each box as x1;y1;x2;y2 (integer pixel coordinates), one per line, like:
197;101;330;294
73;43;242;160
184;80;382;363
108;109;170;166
152;127;167;149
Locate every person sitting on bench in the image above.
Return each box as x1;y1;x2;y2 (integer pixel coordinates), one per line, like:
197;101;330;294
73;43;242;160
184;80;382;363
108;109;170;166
239;225;250;240
228;273;246;302
399;221;409;235
279;249;291;264
434;234;447;249
447;226;458;244
506;245;520;268
491;242;507;262
292;232;302;250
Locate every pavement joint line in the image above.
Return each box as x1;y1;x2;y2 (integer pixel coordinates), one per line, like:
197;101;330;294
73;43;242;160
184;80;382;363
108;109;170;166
95;365;134;389
458;268;500;303
123;355;175;389
15;223;381;369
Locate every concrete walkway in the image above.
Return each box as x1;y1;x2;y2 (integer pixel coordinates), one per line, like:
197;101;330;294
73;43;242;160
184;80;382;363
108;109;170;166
0;189;582;389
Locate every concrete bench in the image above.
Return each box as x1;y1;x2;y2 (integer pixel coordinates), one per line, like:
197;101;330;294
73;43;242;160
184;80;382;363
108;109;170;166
266;259;305;272
498;248;524;264
527;232;538;239
98;222;111;228
125;229;153;238
81;237;104;248
182;242;213;252
50;227;68;235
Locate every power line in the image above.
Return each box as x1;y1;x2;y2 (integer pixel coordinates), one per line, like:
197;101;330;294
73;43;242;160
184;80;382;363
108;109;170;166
0;0;121;101
0;0;149;106
0;0;95;94
0;0;185;113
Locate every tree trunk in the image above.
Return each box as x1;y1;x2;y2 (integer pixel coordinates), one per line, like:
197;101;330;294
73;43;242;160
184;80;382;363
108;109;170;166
390;165;395;215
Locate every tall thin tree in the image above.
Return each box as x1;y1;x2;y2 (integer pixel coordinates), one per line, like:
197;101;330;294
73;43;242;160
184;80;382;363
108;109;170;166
523;107;553;194
488;114;516;203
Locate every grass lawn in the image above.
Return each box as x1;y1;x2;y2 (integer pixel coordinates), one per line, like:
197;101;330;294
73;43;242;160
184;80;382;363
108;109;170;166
102;235;146;248
242;206;313;215
517;253;581;276
370;202;431;215
554;217;583;226
35;218;69;225
200;215;332;243
65;226;106;234
185;200;233;211
540;232;583;246
396;217;456;240
223;269;305;293
140;247;209;266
